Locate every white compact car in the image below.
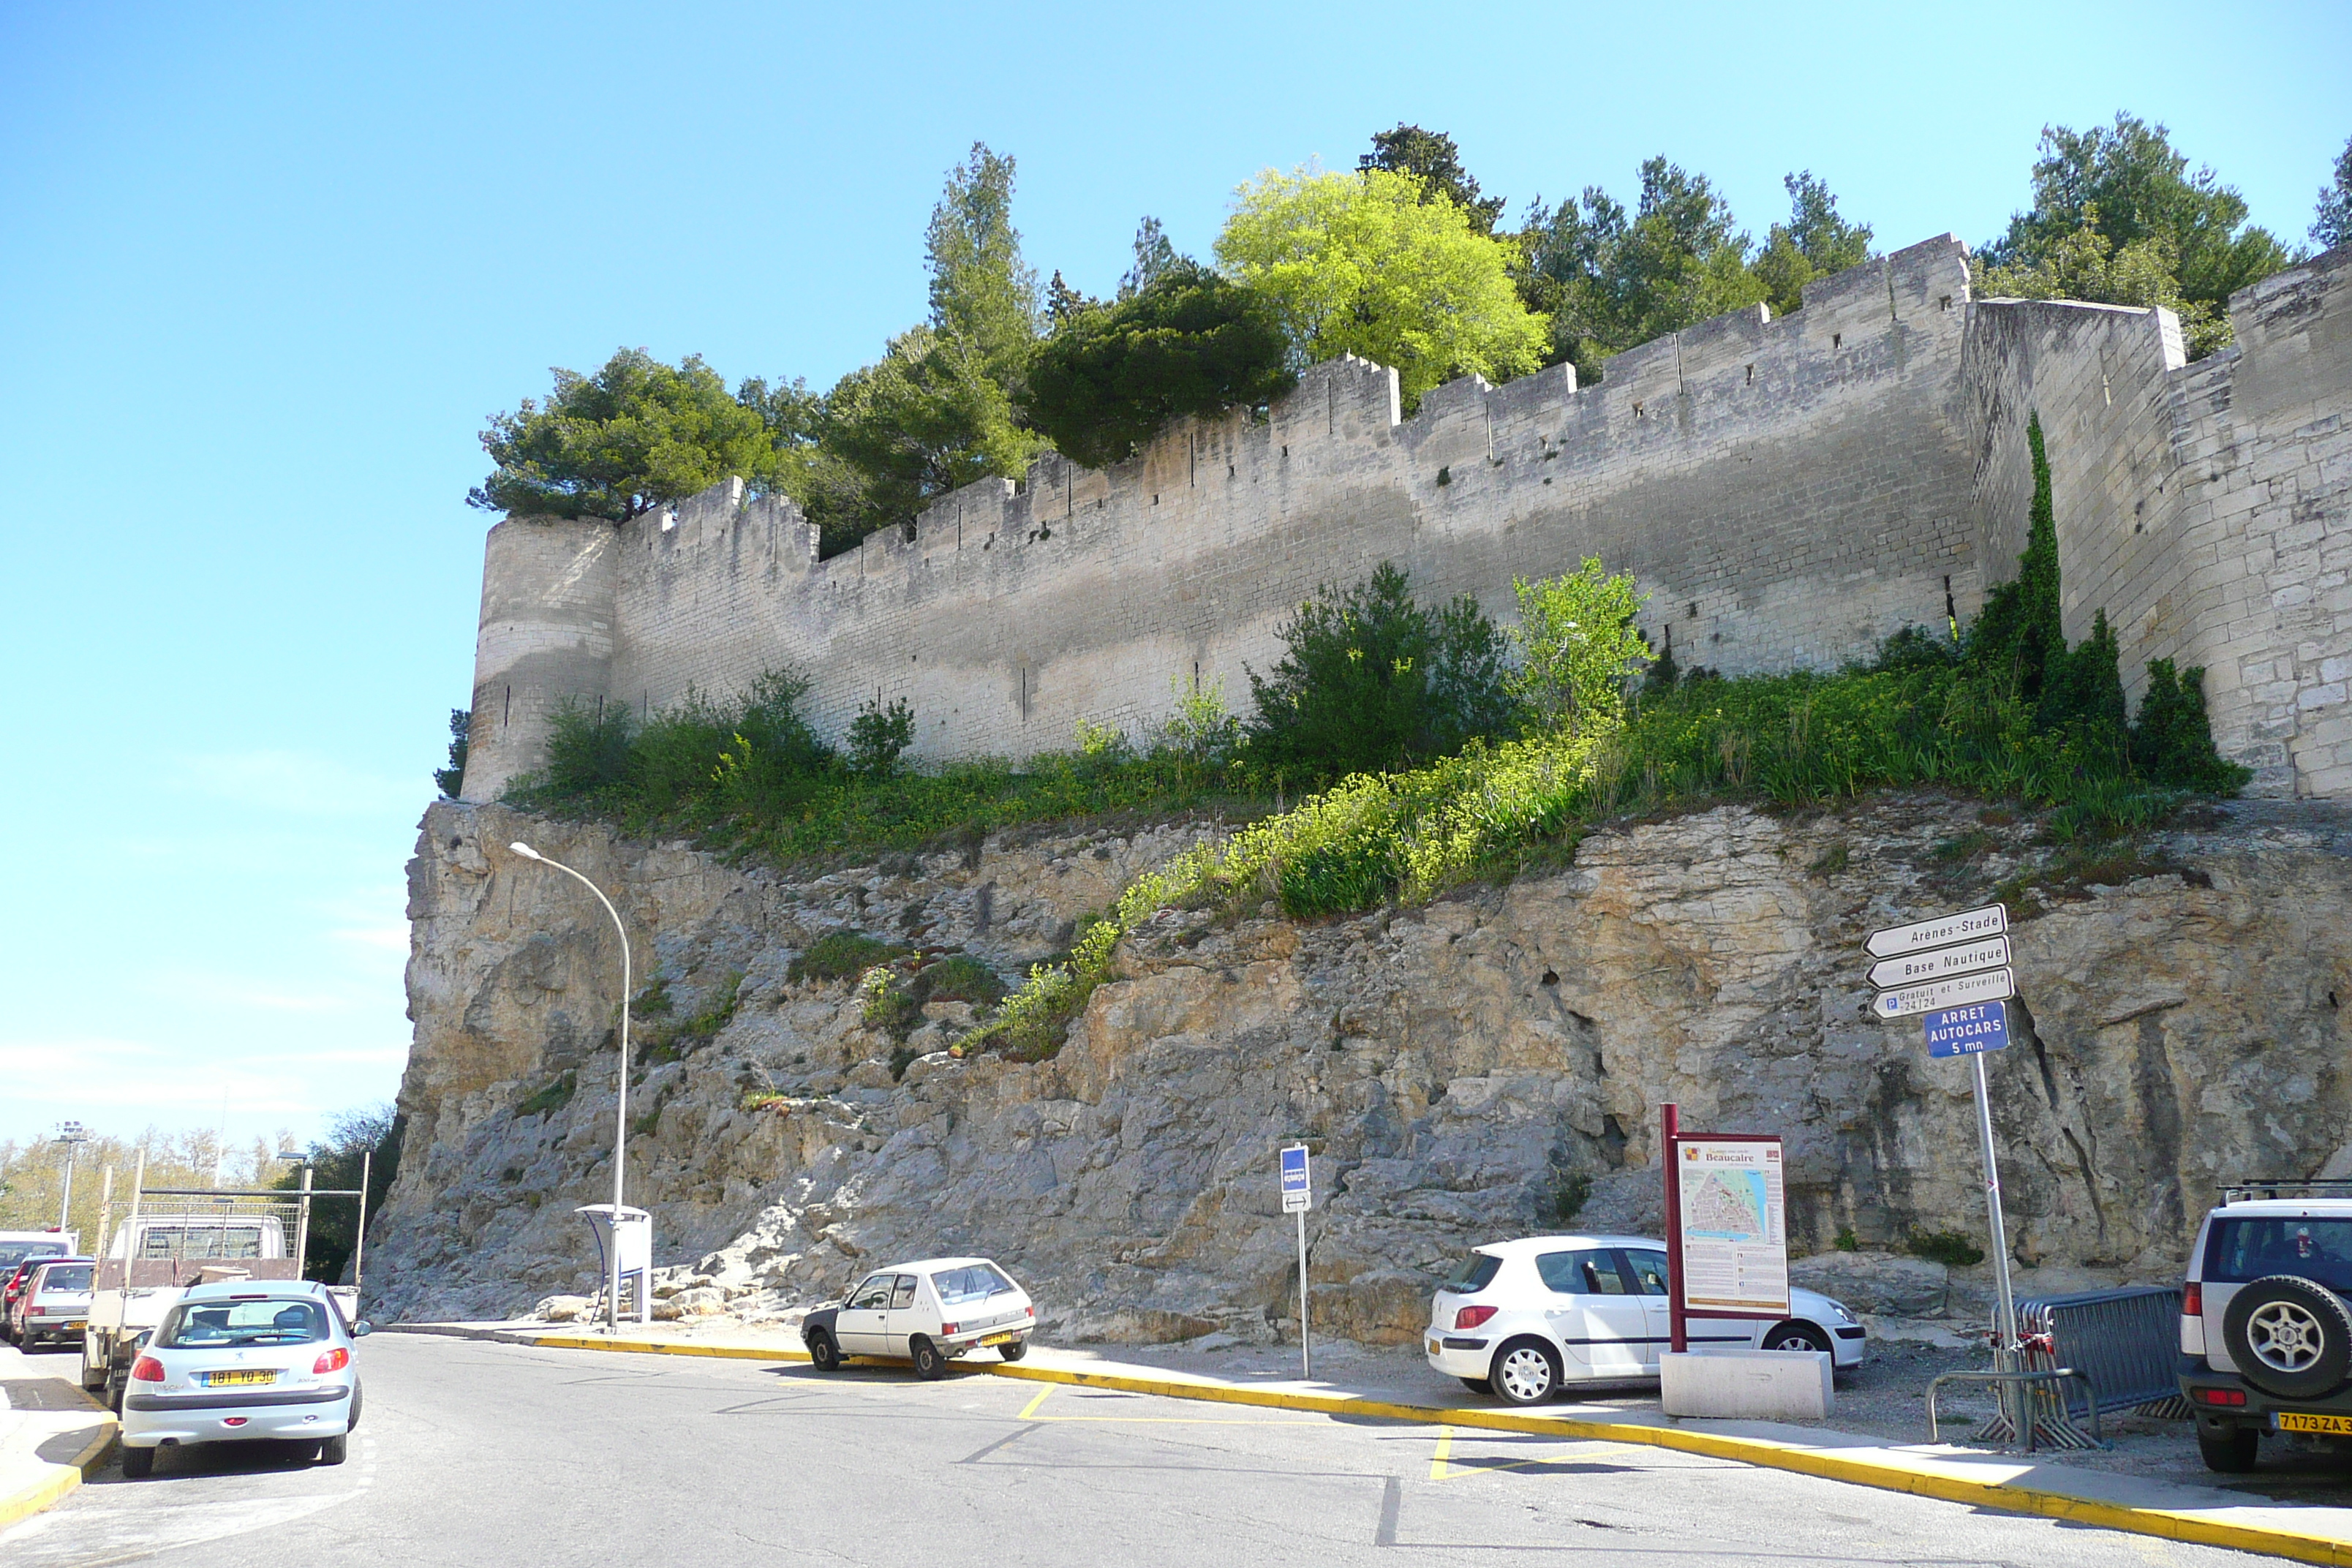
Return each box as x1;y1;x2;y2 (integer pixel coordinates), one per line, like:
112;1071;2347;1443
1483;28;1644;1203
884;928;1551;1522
118;1279;369;1477
1425;1235;1868;1405
802;1257;1035;1379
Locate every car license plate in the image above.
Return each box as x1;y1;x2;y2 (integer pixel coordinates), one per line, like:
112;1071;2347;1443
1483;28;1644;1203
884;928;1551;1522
979;1333;1017;1347
201;1369;279;1388
2276;1411;2352;1435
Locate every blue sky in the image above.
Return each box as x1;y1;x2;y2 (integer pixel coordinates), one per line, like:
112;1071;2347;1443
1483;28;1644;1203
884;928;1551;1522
1;1;2345;1150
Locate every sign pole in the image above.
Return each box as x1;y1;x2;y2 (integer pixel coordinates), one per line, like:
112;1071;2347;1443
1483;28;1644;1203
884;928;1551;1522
1970;1049;2022;1433
1295;1204;1311;1381
1661;1103;1686;1354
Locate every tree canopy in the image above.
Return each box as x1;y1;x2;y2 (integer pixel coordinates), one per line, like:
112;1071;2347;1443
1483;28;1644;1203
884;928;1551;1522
1216;165;1547;407
1978;114;2296;356
2315;135;2352;252
1750;171;1875;319
468;349;784;521
1360;124;1505;235
1020;259;1294;470
1516;158;1771;384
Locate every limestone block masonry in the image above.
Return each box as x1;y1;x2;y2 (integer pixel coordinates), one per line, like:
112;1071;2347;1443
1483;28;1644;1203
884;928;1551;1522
459;235;2352;802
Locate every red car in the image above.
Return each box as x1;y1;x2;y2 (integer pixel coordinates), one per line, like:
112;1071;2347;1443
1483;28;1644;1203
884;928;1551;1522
2;1256;66;1343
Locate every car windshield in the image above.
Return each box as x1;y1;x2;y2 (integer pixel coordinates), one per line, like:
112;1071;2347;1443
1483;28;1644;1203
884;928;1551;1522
1443;1253;1502;1294
0;1243;64;1269
2209;1218;2352;1294
157;1299;330;1348
37;1265;91;1292
932;1264;1016;1306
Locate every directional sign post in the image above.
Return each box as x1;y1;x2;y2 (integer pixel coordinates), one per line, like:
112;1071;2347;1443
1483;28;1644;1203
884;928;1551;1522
1280;1145;1311;1379
1872;966;2015;1019
1863;905;2022;1439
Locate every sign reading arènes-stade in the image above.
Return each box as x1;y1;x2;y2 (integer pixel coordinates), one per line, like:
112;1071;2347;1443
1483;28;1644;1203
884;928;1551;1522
1863;903;2008;960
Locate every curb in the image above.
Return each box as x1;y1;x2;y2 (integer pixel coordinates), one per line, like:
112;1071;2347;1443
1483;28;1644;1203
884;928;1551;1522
0;1389;118;1533
399;1327;2352;1565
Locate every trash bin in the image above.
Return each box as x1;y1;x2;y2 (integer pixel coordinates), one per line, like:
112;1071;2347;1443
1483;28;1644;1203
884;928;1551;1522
575;1205;652;1326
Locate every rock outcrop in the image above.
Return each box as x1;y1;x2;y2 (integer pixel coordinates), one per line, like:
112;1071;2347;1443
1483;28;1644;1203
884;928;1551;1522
369;796;2352;1343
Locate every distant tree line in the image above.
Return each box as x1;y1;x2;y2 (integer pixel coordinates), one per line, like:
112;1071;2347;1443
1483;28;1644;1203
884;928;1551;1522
465;122;2347;563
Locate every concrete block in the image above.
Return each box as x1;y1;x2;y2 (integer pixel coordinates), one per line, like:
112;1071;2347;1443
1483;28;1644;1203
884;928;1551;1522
1659;1349;1833;1420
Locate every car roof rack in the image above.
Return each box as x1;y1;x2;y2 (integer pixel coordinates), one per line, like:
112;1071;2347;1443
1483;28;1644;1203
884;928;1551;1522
2219;1178;2352;1204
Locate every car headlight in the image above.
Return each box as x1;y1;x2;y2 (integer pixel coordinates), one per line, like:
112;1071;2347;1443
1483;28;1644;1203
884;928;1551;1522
1824;1299;1855;1324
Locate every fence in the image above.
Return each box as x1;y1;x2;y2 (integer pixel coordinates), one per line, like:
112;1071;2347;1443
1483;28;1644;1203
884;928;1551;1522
1975;1285;2189;1449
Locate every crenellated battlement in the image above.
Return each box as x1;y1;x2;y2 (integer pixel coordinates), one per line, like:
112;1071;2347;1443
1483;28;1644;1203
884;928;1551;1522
459;235;2351;804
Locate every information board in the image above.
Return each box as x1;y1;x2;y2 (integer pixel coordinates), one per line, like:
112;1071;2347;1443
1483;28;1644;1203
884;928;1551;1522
1924;998;2011;1058
1280;1145;1311;1214
1674;1138;1789;1315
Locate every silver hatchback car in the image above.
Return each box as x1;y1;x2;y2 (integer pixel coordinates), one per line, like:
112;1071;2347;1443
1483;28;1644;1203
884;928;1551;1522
119;1279;368;1477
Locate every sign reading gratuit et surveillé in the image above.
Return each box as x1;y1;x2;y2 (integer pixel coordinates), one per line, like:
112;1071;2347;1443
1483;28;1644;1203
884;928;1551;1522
1675;1139;1789;1316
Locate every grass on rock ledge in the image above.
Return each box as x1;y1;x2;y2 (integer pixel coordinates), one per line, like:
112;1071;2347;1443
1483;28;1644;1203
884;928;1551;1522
960;659;2236;1061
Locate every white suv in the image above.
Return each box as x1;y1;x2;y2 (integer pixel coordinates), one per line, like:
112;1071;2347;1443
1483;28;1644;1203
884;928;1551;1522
802;1258;1035;1379
1425;1235;1867;1405
2179;1183;2352;1472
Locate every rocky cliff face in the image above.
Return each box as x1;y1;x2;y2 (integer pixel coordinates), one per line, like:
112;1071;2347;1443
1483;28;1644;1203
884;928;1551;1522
369;796;2352;1343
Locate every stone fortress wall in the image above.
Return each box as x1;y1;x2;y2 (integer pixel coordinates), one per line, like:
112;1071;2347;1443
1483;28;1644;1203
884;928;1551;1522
458;235;2352;804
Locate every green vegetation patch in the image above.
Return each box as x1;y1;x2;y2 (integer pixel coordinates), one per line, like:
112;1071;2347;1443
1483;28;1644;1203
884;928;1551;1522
1908;1229;1987;1267
791;932;910;982
516;1070;578;1120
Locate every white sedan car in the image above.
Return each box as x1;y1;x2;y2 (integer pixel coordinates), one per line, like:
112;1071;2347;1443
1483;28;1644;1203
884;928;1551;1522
802;1257;1036;1379
119;1280;367;1476
1425;1235;1867;1405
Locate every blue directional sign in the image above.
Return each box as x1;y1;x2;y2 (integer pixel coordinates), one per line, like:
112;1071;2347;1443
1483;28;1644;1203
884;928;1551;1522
1280;1145;1311;1213
1923;999;2011;1058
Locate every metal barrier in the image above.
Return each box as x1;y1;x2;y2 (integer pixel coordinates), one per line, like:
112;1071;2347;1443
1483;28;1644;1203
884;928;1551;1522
1929;1368;2103;1451
2017;1286;2192;1422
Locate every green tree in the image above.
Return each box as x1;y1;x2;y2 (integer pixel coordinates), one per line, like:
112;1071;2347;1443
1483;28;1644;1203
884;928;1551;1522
1507;559;1654;734
817;326;1047;553
1978;207;2230;356
1245;562;1515;779
1517;157;1768;382
1216;166;1547;407
848;695;916;777
1019;260;1296;469
1359;124;1504;235
2315;135;2352;250
1120;217;1181;298
925;142;1041;387
469;349;785;521
2131;659;2242;790
433;709;470;799
271;1104;402;1286
1751;171;1875;319
1979;114;2294;355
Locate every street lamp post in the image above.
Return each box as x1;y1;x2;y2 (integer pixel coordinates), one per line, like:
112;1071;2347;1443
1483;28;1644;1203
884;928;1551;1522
507;842;633;1333
54;1122;90;1237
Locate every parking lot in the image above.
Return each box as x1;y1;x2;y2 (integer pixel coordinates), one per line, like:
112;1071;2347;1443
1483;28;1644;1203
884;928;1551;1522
2;1333;2288;1566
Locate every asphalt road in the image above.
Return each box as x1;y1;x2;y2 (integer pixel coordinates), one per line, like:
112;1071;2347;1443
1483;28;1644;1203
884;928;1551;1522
2;1334;2274;1567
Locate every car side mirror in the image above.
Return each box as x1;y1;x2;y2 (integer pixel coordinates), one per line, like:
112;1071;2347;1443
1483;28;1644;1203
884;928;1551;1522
353;1321;372;1337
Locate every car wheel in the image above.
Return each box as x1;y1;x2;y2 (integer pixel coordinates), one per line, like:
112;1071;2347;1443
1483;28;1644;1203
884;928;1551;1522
806;1329;842;1372
347;1379;363;1433
1459;1376;1493;1395
2198;1422;2259;1473
2223;1276;2352;1401
317;1435;348;1466
106;1366;127;1417
1762;1322;1833;1356
81;1354;107;1395
120;1445;154;1480
1490;1338;1560;1406
998;1338;1028;1362
911;1336;949;1381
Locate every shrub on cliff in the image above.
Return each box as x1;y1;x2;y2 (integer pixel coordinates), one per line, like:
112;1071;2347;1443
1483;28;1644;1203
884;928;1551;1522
1215;166;1548;408
1243;562;1515;781
1020;260;1295;469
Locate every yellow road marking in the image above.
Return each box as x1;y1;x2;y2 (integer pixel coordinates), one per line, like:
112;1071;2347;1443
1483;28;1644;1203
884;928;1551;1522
1430;1426;1452;1480
1018;1386;1053;1420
